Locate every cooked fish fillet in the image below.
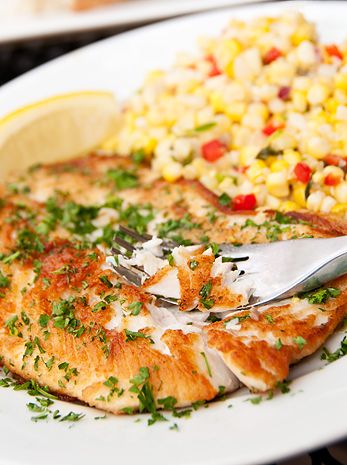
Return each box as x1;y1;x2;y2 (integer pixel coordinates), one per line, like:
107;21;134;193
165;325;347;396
0;154;346;414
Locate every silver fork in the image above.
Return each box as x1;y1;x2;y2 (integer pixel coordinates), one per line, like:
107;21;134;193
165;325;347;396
112;226;347;309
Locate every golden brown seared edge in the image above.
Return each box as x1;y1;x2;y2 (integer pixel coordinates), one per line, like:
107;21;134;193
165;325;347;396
0;153;347;413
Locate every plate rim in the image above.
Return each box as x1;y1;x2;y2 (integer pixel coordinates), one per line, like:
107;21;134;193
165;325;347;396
1;2;347;465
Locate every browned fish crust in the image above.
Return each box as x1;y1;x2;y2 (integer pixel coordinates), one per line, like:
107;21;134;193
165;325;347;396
0;153;347;413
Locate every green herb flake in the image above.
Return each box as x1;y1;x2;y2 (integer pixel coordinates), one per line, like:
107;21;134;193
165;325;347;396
264;314;274;324
194;122;217;132
218;193;232;207
125;329;153;343
200;351;212;377
128;301;142;316
189;260;199;270
39;314;50;328
321;336;347;363
99;275;113;288
293;336;307;350
107;169;138;190
0;271;10;288
299;287;341;305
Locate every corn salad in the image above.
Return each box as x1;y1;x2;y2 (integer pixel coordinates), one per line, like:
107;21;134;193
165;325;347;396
110;12;347;215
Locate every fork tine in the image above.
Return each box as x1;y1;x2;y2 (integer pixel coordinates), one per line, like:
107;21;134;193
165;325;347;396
119;225;152;242
113;236;136;252
155;296;179;307
113;264;143;287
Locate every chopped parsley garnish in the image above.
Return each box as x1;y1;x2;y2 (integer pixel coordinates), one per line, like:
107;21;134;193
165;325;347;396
206;314;222;323
132;149;146;165
39;314;50;328
158;396;177;410
257;146;282;160
128;367;166;425
299;287;341;304
128;301;142;316
293;336;307;350
157;214;200;239
194;122;217;132
0;271;10;288
92;301;107;313
99;275;113;288
321;336;347;363
5;316;21;337
124;329;153;343
264;314;274;324
199;280;215;309
276;380;291;394
51;298;85;337
218;193;231;207
275;338;283;350
200;352;212;377
107;168;138;190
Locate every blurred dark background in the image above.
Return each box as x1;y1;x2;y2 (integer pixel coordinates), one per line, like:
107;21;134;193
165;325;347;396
0;25;153;85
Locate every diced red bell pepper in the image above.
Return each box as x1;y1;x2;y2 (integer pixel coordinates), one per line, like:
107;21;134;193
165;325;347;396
263;47;282;65
262;123;284;136
325;44;343;60
323;154;347;168
324;173;342;186
206;55;222;77
278;86;291;101
232;193;257;211
201;139;227;162
294;162;312;184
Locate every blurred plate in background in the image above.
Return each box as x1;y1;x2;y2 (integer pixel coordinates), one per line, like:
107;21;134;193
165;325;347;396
0;0;267;44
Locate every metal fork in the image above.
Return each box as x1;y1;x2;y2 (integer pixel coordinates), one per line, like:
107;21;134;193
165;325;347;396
112;226;347;309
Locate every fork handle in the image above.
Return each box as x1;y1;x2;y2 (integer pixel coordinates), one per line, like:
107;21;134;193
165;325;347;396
255;235;347;306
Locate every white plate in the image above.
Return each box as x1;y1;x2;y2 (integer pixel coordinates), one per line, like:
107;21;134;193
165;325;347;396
0;0;261;44
1;2;347;465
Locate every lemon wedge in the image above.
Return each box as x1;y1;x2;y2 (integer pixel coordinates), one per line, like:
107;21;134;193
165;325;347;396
0;91;120;180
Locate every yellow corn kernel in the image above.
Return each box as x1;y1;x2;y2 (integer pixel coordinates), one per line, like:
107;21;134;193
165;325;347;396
325;98;339;114
182;164;198;180
239;146;259;167
331;203;347;214
125;112;137;129
335;73;347;92
225;102;247;122
280;201;300;212
292;184;307;207
291;24;314;46
162;161;183;182
265;194;281;209
292;90;307;112
270;159;289;172
306;191;325;212
191;158;208;176
312;171;325;184
307;84;330;105
141;137;157;155
209;92;226;113
283;149;301;165
145;69;164;84
247;160;267;182
306;136;331;159
322;165;345;178
334;182;347;203
222;39;242;77
266;172;289;197
100;134;117;152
